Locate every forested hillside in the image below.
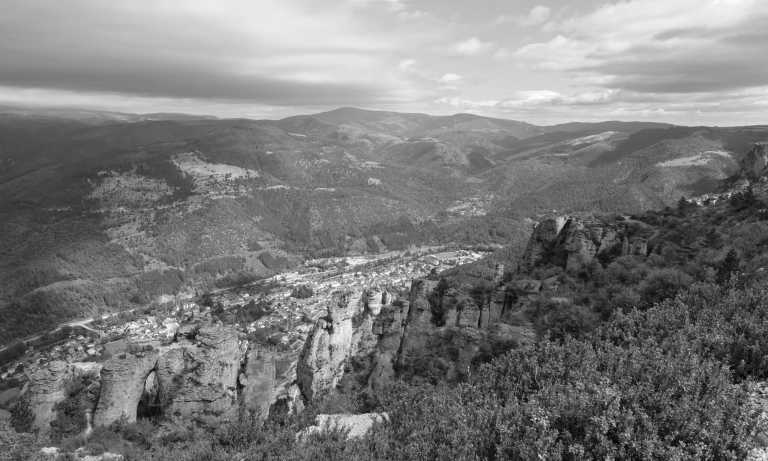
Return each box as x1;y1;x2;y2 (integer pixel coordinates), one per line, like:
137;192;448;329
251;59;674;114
8;145;768;460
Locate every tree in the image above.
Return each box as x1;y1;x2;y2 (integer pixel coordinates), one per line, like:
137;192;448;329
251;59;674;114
717;249;741;285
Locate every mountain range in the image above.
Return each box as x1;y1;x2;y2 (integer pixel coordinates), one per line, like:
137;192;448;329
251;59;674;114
2;105;767;345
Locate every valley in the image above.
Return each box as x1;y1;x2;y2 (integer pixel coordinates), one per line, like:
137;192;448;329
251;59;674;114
3;108;767;349
3;108;768;460
0;246;488;416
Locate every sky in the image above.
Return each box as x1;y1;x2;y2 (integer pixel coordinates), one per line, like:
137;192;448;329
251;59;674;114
1;0;768;125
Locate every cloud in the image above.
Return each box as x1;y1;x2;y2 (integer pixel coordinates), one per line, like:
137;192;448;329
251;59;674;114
492;48;512;61
514;0;768;94
498;89;619;108
454;37;495;56
398;59;416;71
497;5;551;27
438;73;463;83
435;96;499;109
0;0;440;108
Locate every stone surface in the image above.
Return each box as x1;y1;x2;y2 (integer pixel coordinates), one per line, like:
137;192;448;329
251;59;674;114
297;412;389;441
297;290;364;401
367;302;409;392
396;280;437;369
159;324;243;421
93;351;159;426
26;360;70;433
521;216;568;271
521;215;653;273
240;347;277;418
742;142;768;180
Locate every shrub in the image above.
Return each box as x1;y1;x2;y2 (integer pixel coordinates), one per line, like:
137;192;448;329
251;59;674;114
10;397;34;433
638;268;693;307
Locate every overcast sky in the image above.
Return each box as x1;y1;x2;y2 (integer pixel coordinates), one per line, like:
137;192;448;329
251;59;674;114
1;0;767;124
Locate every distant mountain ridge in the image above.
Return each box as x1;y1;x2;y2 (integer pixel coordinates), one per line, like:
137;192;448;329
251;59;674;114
1;105;767;346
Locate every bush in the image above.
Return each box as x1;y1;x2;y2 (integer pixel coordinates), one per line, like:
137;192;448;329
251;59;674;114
50;376;92;442
638;268;693;307
10;397;34;433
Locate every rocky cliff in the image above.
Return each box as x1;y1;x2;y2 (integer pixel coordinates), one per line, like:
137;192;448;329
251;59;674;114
296;276;531;397
522;214;654;273
290;212;674;398
22;322;292;434
296;288;396;401
742;142;768;180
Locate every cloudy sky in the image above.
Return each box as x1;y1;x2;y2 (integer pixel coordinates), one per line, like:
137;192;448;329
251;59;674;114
1;0;768;124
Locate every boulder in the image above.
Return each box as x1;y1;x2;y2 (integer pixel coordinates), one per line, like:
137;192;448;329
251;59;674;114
296;412;389;441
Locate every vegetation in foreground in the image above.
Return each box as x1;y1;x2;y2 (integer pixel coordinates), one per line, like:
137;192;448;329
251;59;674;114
10;281;764;461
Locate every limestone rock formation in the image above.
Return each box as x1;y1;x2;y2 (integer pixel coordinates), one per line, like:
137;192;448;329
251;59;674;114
91;323;246;428
157;324;243;422
94;351;159;427
742;142;768;180
521;216;568;271
26;361;102;434
26;361;70;433
296;412;389;441
396;279;438;369
521;215;653;274
240;348;277;418
297;290;366;401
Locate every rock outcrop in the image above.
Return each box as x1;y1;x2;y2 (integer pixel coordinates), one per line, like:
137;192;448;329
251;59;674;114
26;361;102;434
94;351;158;427
92;323;246;427
522;215;653;273
396;279;438;369
240;348;277;418
367;300;409;392
296;412;389;441
742;142;768;180
22;321;295;432
521;216;568;271
297;290;364;401
157;324;243;422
